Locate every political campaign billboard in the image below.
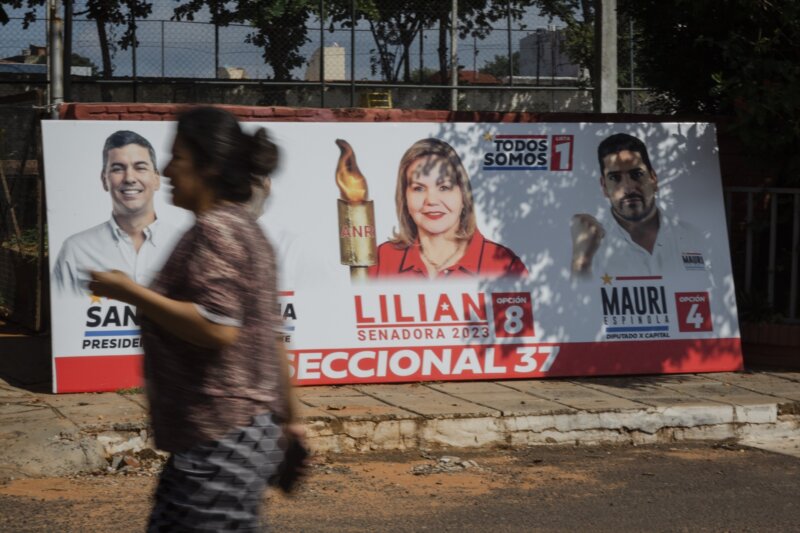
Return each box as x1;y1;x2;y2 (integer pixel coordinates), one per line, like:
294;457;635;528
43;120;742;392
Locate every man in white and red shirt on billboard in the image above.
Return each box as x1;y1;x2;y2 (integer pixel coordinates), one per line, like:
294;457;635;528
570;132;710;280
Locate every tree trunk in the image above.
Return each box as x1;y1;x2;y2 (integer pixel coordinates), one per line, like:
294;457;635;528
437;12;448;82
368;21;395;82
95;16;113;101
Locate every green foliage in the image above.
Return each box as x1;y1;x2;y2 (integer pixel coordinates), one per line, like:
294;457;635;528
532;0;637;87
2;228;45;259
533;0;800;185
69;52;100;76
326;1;535;82
0;0;40;27
0;0;153;78
479;52;519;79
532;0;594;80
175;0;316;81
624;0;800;185
736;290;783;324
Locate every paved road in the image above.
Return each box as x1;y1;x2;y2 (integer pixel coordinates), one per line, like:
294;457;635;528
1;441;798;532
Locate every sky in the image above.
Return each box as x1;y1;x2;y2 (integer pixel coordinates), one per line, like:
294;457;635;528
0;2;562;80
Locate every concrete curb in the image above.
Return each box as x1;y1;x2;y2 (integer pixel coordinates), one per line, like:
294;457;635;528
1;371;799;478
304;403;800;453
297;372;800;452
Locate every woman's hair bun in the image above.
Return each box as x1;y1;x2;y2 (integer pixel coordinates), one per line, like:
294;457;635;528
250;127;279;177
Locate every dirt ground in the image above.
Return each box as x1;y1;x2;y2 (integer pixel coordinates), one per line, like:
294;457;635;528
1;442;798;532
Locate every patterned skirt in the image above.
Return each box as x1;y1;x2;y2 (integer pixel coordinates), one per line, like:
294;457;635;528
147;413;285;532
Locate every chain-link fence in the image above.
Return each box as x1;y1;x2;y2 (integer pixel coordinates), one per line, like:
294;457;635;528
0;91;48;332
0;3;654;331
0;3;651;112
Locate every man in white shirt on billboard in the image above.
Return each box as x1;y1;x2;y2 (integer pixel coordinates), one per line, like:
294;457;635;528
53;130;180;295
570;132;711;280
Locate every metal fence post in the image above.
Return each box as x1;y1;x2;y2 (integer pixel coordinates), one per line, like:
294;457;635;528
350;0;356;107
629;17;634;112
320;0;326;107
745;192;754;293
63;0;72;102
161;20;165;77
49;0;64;119
507;0;513;86
768;193;778;307
130;13;138;102
791;194;800;320
419;27;424;82
214;26;219;78
450;0;458;111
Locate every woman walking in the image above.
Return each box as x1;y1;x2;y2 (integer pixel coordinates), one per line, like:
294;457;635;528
90;106;302;532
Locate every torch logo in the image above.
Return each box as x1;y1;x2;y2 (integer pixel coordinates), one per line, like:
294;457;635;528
335;140;377;282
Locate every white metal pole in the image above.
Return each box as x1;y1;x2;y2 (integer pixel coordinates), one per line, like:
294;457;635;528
49;0;64;119
594;0;617;113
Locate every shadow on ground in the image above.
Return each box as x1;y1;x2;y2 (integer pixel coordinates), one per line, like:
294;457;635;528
0;321;51;392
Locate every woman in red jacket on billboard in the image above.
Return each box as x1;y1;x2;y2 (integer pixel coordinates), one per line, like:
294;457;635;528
368;138;528;280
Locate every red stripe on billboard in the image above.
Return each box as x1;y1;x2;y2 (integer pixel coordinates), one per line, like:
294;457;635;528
58;337;741;390
286;338;743;386
55;355;143;393
53;338;742;391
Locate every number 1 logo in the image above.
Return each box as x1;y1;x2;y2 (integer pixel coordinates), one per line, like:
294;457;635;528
550;135;574;171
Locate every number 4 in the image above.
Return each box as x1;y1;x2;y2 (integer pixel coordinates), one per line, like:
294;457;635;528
686;304;704;329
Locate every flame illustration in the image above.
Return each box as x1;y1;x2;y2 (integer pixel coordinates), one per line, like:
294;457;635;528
335;139;369;203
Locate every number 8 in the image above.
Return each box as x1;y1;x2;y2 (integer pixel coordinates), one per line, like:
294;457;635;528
504;305;524;334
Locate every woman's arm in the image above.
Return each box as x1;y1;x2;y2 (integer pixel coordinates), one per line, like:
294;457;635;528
89;269;238;349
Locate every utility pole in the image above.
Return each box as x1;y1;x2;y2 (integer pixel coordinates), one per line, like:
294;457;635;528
593;0;617;113
49;0;64;119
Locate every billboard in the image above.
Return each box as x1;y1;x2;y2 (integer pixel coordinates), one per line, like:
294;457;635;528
43;120;742;392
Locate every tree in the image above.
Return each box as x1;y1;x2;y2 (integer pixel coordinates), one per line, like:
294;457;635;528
622;0;800;184
480;51;519;79
174;0;314;82
534;0;800;183
532;0;637;88
0;1;38;26
80;0;153;79
326;1;534;83
324;0;429;83
0;0;152;80
434;1;535;83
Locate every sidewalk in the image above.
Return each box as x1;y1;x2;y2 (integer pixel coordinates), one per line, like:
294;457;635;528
1;353;799;479
2;323;799;478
